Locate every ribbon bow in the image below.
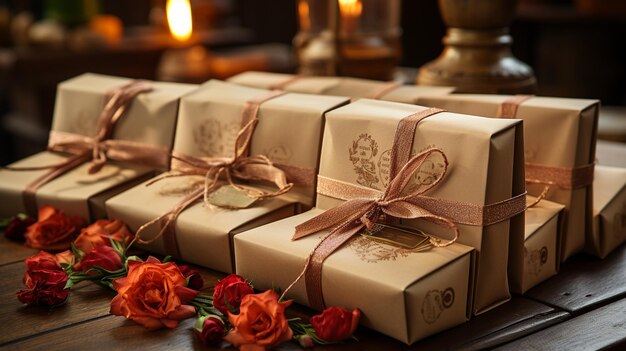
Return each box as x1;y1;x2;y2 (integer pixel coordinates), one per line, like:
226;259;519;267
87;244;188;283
3;81;159;216
133;91;293;256
283;147;459;310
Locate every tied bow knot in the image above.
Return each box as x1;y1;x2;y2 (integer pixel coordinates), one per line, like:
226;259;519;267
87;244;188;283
282;148;460;309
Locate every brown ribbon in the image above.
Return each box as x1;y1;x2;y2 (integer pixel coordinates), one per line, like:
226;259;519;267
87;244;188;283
268;75;304;90
3;81;157;216
496;95;595;194
134;90;292;257
282;107;527;310
365;81;402;100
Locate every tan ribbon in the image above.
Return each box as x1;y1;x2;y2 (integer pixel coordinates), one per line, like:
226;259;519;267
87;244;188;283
496;95;595;205
365;81;402;99
268;75;304;90
2;81;157;216
133;90;292;257
282;107;527;310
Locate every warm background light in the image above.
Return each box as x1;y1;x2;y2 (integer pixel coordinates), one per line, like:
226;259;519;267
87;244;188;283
166;0;193;42
339;0;362;17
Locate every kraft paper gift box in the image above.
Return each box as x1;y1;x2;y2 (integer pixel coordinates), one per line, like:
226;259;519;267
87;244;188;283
237;99;525;316
417;94;599;262
106;81;348;272
235;210;476;344
585;165;626;258
510;196;564;294
0;73;198;221
227;71;455;104
177;80;349;207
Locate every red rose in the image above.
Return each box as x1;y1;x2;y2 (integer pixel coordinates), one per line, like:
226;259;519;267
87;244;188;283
73;219;132;253
17;269;70;306
310;307;360;342
25;251;62;271
195;316;225;346
24;206;84;251
73;245;122;272
5;215;35;242
213;274;254;315
178;264;204;290
110;257;198;330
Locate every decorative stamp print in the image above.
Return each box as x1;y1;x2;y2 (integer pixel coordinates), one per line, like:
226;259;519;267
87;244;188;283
422;287;455;324
524;246;548;277
349;133;380;189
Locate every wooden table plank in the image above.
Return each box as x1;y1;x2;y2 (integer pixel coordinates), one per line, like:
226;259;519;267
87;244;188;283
406;297;569;351
495;297;626;351
0;235;38;266
526;242;626;314
0;261;116;346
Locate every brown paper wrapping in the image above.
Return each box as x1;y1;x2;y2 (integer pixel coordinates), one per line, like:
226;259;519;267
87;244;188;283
417;94;599;262
511;196;564;294
586;165;626;258
175;80;349;207
106;81;348;270
105;175;296;273
235;209;475;344
0;73;198;220
314;99;525;314
227;71;455;104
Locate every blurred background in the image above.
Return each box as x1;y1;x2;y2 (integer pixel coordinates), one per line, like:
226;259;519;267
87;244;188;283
0;0;625;165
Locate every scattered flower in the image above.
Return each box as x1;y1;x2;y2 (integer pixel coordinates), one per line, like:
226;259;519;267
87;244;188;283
194;315;225;346
310;306;360;342
178;264;204;290
24;206;83;251
224;290;293;351
73;245;122;273
110;256;198;330
4;214;35;242
212;274;254;315
17;251;70;306
73;219;132;253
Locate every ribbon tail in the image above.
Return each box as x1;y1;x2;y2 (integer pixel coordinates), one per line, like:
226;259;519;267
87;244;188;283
133;187;204;257
293;200;373;240
20;152;91;216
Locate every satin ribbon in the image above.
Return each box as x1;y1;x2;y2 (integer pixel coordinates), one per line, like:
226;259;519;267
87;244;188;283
2;81;156;216
496;95;595;206
133;90;293;257
282;107;527;310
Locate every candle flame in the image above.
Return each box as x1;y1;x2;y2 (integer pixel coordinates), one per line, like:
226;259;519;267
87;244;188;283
298;0;311;31
339;0;362;17
167;0;193;42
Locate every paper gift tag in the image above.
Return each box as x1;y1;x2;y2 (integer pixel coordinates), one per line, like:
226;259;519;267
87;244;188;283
362;223;433;250
206;185;259;209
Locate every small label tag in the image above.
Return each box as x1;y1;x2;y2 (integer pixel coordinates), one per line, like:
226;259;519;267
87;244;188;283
206;185;258;209
361;224;432;250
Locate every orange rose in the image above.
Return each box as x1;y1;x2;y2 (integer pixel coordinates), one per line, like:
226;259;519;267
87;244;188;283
55;250;74;266
24;206;84;251
110;256;198;330
74;219;132;253
224;290;293;351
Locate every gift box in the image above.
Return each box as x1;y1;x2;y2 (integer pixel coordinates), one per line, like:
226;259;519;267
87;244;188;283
227;71;455;104
106;81;348;271
236;99;524;317
0;73;198;221
510;196;564;294
173;80;349;207
106;175;297;273
235;209;476;344
585;165;626;258
417;94;599;262
318;100;524;314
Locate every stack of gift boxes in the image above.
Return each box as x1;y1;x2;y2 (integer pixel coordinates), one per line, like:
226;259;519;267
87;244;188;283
1;71;624;345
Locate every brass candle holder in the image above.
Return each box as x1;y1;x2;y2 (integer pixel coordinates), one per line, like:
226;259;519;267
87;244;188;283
418;0;536;94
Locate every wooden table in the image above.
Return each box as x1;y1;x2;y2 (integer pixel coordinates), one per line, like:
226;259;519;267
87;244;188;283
1;142;625;351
